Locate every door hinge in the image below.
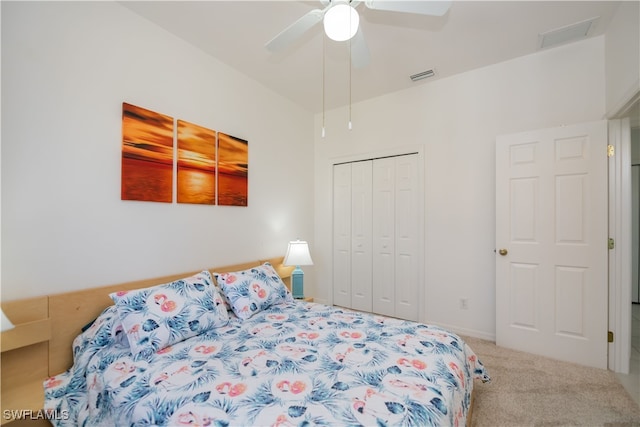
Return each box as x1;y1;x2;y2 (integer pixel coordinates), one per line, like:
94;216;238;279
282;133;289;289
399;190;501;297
607;145;615;157
608;331;614;343
608;238;615;250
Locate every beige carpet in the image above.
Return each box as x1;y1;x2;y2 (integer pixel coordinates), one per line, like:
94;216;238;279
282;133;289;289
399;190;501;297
463;336;640;427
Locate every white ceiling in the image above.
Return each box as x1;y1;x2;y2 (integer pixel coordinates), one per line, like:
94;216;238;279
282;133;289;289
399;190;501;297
120;1;621;113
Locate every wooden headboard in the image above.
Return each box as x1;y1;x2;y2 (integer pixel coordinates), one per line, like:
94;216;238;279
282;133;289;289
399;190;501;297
0;257;293;423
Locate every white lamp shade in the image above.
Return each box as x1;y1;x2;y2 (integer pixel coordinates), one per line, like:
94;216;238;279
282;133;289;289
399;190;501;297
323;3;359;42
283;240;314;266
1;308;15;332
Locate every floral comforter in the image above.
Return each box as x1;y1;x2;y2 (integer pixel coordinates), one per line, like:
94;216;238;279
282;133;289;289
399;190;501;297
44;301;490;427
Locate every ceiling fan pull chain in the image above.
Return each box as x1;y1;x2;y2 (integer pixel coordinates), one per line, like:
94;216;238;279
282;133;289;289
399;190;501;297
322;32;326;138
348;15;353;131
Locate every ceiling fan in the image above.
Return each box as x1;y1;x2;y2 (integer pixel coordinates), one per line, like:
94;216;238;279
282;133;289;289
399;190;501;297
265;0;452;68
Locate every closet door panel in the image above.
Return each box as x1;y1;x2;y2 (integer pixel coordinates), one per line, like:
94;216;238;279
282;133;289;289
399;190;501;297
351;161;373;312
395;155;419;321
333;163;352;308
372;158;396;317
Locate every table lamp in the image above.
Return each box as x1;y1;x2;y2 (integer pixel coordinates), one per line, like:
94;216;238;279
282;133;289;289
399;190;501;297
283;239;314;299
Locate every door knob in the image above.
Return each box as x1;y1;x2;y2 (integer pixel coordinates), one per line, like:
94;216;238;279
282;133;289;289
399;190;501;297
498;249;508;256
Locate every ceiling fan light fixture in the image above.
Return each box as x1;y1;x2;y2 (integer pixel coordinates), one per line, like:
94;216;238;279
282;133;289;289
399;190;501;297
323;3;359;42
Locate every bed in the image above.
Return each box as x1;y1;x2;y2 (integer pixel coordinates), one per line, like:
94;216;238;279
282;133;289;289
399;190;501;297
39;258;489;427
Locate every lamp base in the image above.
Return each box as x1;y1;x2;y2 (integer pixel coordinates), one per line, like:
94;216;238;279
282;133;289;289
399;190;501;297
291;266;304;299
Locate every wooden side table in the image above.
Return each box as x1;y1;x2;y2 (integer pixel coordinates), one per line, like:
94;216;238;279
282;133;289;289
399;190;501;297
1;297;51;426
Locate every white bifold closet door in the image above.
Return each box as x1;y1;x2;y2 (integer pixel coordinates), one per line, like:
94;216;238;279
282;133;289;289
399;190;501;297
372;155;419;321
350;161;374;312
332;154;419;321
332;161;374;312
333;163;353;308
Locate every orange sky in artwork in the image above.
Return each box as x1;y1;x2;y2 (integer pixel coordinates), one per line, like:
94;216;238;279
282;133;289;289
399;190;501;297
177;120;216;171
218;132;248;176
122;103;174;165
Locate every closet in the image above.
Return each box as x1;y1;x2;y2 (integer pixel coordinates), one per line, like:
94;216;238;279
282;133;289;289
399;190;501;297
332;153;421;321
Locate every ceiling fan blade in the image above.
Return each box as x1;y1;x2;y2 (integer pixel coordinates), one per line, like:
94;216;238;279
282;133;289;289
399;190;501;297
350;27;370;69
265;8;325;52
364;0;451;17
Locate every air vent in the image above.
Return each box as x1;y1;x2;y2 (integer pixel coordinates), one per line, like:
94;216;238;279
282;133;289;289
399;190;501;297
538;17;599;49
410;69;435;82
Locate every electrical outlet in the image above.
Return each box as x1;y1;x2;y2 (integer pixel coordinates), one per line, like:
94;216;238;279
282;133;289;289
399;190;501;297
460;298;469;310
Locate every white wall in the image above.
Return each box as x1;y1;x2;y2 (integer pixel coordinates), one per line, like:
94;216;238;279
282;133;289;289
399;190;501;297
1;2;315;300
605;1;640;116
313;37;606;340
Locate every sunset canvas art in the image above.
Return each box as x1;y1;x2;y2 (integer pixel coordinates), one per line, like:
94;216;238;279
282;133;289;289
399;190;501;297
177;120;216;205
121;103;174;202
218;133;248;206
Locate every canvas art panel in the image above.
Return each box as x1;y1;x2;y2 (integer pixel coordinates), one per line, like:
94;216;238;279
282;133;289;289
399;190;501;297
121;103;174;202
217;133;248;206
177;120;217;205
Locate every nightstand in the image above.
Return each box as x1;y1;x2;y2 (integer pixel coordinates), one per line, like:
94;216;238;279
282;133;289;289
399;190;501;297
295;297;314;302
1;297;51;426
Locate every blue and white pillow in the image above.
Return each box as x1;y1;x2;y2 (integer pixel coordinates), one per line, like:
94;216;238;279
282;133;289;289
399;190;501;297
110;270;228;360
214;262;293;321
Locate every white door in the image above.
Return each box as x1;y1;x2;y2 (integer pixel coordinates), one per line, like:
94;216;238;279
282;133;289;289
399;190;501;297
395;154;419;321
372;157;396;317
333;163;352;308
496;120;608;369
351;161;373;312
372;154;420;320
